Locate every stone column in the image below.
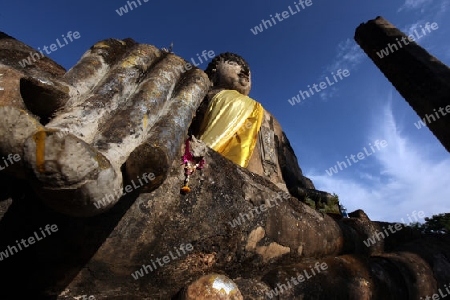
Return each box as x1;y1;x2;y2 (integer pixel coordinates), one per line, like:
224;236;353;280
355;16;450;152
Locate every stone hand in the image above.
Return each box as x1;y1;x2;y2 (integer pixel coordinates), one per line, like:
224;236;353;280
0;37;209;217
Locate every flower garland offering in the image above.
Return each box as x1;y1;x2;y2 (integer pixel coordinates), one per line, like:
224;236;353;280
181;138;205;194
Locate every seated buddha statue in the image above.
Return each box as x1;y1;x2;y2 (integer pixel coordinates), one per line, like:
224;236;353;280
189;52;340;213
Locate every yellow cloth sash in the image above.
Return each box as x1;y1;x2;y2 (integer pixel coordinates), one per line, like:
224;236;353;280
199;90;264;168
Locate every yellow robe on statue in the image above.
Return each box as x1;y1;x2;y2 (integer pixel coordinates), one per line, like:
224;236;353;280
199;90;264;168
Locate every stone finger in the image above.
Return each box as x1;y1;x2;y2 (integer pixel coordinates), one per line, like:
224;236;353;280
45;44;162;143
22;129;121;217
91;53;188;169
63;38;136;103
125;68;210;191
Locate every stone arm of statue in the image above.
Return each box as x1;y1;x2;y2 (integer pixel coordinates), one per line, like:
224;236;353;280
252;111;314;191
277;130;315;191
258;111;338;214
0;32;210;217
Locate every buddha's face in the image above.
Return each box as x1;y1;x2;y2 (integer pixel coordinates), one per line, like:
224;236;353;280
211;59;251;96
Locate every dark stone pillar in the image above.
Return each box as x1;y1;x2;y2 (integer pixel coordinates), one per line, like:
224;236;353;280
355;16;450;152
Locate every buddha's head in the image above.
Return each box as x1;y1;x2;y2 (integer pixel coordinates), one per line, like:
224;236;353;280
205;52;251;96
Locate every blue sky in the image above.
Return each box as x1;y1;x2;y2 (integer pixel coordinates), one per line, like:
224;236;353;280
2;0;450;223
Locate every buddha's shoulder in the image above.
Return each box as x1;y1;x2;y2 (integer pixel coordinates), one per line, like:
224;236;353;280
261;110;283;137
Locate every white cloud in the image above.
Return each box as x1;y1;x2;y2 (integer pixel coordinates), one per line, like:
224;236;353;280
324;38;365;73
398;0;450;15
403;21;426;37
319;38;365;100
308;98;450;223
319;86;338;101
398;1;450;63
398;0;433;12
440;0;450;12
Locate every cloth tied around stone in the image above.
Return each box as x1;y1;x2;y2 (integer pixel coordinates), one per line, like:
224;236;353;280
198;89;264;168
